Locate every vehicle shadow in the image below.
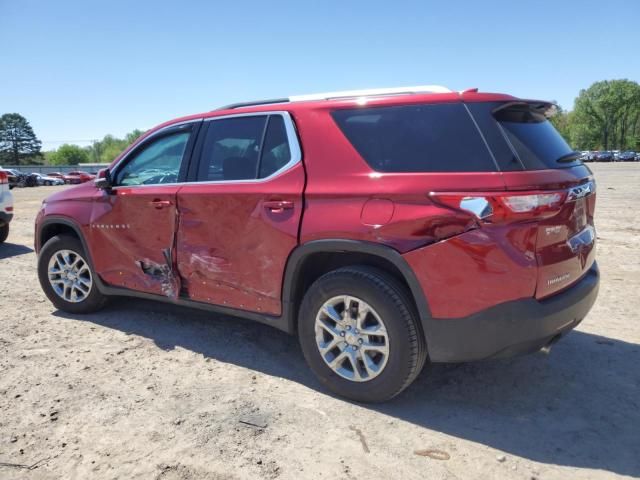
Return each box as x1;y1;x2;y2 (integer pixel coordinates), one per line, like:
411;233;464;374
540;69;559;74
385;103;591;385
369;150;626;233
55;299;640;477
0;243;34;259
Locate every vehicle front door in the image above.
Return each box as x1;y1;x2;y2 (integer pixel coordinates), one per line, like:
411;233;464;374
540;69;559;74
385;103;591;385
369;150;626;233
89;122;200;297
175;113;304;315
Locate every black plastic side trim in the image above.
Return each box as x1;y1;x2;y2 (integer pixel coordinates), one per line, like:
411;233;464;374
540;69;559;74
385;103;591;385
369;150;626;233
281;239;433;338
96;283;287;332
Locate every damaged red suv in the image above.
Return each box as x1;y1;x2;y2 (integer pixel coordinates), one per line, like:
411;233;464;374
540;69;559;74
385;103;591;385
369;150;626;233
35;86;598;402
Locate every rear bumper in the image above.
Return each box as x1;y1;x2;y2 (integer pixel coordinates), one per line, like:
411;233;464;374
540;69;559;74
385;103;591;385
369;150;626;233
426;262;599;362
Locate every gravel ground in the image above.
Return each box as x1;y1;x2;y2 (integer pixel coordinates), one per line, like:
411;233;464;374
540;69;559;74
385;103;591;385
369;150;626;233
1;163;639;480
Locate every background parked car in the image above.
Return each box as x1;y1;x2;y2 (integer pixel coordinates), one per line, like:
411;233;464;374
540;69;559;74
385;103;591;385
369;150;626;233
596;151;614;162
618;151;637;161
47;172;69;184
66;170;95;183
0;168;26;189
31;173;65;186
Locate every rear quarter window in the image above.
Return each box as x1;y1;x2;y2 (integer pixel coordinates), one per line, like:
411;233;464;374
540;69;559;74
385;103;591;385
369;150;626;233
332;103;497;172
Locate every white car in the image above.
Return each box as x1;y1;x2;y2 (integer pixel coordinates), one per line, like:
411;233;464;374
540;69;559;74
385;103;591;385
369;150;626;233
0;169;14;243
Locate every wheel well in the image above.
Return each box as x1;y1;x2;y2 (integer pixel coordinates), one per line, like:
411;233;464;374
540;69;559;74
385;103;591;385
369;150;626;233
39;223;79;249
288;251;418;331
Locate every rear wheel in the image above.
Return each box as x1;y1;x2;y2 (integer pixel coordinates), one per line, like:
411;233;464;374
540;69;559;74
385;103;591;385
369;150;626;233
298;266;427;402
0;223;8;243
37;234;107;313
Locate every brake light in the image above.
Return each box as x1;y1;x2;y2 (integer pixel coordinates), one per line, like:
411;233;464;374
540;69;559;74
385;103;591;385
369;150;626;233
0;171;7;184
430;191;568;223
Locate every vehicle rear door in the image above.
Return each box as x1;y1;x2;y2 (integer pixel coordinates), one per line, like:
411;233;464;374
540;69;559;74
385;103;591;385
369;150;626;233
175;112;304;315
89;122;200;297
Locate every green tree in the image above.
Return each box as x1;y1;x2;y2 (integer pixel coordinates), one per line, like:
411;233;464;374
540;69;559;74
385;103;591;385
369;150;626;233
49;144;90;165
571;79;640;150
87;130;146;164
0;113;43;164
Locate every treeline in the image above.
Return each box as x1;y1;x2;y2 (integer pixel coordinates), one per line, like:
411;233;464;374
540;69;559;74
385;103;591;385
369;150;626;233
46;130;145;165
551;79;640;151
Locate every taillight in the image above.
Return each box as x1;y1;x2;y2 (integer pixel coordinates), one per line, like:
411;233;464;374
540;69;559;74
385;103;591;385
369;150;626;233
430;191;568;223
0;171;7;184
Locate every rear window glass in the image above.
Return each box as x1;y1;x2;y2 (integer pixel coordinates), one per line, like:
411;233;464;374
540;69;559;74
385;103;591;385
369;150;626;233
332;103;497;172
494;105;579;170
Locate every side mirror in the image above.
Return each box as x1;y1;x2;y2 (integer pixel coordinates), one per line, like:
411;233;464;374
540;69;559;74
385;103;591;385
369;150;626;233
95;168;113;190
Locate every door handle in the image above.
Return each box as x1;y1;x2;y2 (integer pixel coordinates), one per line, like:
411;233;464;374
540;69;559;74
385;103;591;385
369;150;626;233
149;199;172;209
263;200;294;213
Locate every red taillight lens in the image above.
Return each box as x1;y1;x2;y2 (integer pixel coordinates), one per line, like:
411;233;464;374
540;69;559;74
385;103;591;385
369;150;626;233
0;172;7;184
430;191;567;223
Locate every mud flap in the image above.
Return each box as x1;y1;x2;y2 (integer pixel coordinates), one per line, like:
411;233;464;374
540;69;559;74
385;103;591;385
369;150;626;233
137;248;180;299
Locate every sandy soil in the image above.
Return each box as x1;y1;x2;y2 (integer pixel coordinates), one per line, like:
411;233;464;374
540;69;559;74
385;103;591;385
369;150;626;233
1;163;639;480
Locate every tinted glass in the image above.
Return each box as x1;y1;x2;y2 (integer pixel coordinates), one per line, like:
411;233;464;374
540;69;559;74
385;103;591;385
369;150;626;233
465;102;524;171
494;105;579;170
116;132;190;186
332;103;496;172
259;116;291;178
198;116;267;181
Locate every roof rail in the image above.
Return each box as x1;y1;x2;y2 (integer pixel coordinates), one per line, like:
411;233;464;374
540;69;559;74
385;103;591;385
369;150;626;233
288;85;451;102
215;85;452;110
215;97;289;111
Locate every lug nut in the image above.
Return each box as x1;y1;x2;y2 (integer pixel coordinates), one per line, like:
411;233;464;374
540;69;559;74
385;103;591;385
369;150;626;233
352;345;358;351
346;326;351;331
358;339;363;344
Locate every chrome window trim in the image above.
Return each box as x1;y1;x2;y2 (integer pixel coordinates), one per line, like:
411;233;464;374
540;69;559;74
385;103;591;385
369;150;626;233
108;111;301;189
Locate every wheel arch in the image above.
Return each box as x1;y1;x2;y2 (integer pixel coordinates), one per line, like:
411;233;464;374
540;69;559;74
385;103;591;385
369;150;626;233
281;240;433;342
37;217;94;268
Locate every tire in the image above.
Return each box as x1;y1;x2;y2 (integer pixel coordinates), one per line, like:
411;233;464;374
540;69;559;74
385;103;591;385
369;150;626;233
37;234;107;313
298;266;427;402
0;223;8;243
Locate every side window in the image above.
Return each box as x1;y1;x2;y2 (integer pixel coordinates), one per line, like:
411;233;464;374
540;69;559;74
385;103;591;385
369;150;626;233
259;116;291;178
197;114;293;182
332;103;497;172
115;132;190;186
198;116;267;181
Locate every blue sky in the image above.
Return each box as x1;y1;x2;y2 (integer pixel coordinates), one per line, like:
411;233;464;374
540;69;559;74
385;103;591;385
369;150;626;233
1;0;638;150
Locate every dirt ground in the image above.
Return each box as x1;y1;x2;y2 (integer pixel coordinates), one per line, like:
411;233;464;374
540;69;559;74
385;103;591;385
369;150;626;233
1;163;639;480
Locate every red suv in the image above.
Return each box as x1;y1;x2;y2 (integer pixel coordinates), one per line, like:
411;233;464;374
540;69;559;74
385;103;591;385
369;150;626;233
35;86;599;402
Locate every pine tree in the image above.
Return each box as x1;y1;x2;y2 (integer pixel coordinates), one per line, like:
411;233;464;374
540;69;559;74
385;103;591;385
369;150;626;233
0;113;43;165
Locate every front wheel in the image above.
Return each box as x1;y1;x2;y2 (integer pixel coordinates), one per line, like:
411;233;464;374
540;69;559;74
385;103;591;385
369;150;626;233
37;234;107;313
298;266;427;402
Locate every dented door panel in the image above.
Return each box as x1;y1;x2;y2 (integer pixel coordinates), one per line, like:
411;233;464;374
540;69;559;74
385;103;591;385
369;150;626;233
175;164;305;315
88;186;180;297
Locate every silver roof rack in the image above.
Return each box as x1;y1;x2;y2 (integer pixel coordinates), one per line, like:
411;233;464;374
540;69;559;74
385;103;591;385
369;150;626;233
215;85;452;110
288;85;452;102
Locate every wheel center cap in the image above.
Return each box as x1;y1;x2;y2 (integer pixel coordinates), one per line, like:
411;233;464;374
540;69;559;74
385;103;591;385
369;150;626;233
67;272;76;281
345;331;359;345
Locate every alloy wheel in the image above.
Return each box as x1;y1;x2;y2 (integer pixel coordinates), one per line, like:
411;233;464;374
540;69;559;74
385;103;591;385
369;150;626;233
314;295;390;382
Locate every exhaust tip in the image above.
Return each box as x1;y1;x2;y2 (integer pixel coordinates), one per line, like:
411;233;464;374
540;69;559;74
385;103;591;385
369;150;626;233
540;334;562;355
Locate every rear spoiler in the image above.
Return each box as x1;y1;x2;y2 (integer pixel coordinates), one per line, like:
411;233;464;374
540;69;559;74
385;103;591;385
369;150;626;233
493;101;558;119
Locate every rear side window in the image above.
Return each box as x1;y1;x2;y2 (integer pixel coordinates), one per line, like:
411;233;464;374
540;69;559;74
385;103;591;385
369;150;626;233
494;105;578;170
331;103;497;172
466;102;580;171
197;115;293;181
